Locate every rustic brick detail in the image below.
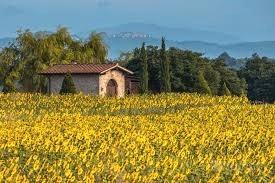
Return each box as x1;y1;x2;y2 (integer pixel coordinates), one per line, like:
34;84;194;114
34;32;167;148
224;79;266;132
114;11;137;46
99;69;125;97
42;64;136;97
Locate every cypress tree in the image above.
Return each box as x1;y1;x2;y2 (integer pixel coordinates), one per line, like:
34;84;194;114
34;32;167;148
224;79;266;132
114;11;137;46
219;82;231;96
160;37;171;92
140;42;148;94
197;71;212;95
60;73;77;94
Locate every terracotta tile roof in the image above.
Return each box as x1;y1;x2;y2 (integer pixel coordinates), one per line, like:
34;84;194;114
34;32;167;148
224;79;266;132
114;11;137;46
40;63;134;75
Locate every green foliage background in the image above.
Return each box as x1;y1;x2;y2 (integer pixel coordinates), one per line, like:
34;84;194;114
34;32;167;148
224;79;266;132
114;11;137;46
60;74;77;94
0;27;108;93
118;44;275;103
0;27;274;103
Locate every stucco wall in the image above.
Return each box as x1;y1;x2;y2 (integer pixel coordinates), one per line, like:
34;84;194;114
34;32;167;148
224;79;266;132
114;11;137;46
99;70;125;97
49;74;99;95
47;70;126;96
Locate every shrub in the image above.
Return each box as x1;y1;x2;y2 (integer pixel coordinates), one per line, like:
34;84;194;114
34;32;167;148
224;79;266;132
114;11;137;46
59;73;77;94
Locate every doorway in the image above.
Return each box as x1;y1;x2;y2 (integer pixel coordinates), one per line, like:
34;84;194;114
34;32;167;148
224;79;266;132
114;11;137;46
106;79;118;97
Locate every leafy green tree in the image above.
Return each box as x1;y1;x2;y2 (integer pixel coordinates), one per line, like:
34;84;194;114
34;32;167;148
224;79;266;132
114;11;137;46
60;73;77;94
0;27;108;93
196;71;212;95
217;52;245;69
123;44;248;97
0;45;21;93
86;32;108;63
169;49;186;92
240;54;275;102
213;59;245;96
147;45;161;92
168;48;196;92
140;42;148;94
219;82;231;96
203;64;221;95
160;37;171;92
117;51;134;67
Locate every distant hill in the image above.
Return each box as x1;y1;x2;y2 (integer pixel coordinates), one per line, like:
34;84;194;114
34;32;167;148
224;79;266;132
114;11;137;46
222;41;275;58
177;41;275;59
80;22;241;44
1;26;275;59
102;34;275;59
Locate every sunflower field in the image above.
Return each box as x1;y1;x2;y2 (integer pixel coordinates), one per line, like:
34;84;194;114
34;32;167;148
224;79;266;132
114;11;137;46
0;93;274;182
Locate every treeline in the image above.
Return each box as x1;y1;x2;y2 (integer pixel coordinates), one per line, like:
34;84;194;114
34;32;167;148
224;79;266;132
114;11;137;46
118;39;275;103
0;28;274;102
240;54;275;103
0;27;108;93
119;39;246;96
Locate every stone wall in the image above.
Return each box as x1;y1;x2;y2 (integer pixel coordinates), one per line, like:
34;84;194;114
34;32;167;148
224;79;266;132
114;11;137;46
99;69;125;97
47;69;126;97
48;74;99;95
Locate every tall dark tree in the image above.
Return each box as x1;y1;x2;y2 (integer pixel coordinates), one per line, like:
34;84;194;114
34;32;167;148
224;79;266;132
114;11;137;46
213;59;245;96
203;64;221;95
140;42;148;94
124;46;246;96
168;48;201;93
0;45;22;93
219;82;231;96
240;54;275;102
160;37;171;92
196;71;212;95
147;45;161;92
169;48;186;92
60;73;77;94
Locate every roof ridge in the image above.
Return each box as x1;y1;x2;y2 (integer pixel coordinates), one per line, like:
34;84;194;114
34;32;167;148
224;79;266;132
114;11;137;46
40;62;134;75
53;63;117;66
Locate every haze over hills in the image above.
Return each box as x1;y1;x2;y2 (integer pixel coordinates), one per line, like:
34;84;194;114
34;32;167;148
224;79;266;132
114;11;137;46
1;23;275;59
80;23;241;44
103;35;275;59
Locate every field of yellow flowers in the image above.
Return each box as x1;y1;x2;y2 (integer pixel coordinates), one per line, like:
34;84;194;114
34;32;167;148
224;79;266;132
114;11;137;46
0;93;274;182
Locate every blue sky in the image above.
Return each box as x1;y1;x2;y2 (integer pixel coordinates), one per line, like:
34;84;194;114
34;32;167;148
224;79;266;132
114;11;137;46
0;0;274;41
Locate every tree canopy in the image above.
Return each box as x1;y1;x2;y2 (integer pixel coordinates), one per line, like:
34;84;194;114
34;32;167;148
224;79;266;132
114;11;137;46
240;54;275;103
140;42;149;94
0;27;108;93
118;44;275;102
219;82;231;96
1;28;274;103
119;45;247;97
160;37;171;92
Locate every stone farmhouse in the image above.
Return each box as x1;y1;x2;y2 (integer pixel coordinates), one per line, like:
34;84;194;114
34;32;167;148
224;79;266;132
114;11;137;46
40;63;139;97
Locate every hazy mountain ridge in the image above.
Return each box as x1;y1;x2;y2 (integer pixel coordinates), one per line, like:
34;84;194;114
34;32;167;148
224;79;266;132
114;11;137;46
87;23;275;59
1;23;275;59
1;36;274;59
102;35;275;59
93;23;241;44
